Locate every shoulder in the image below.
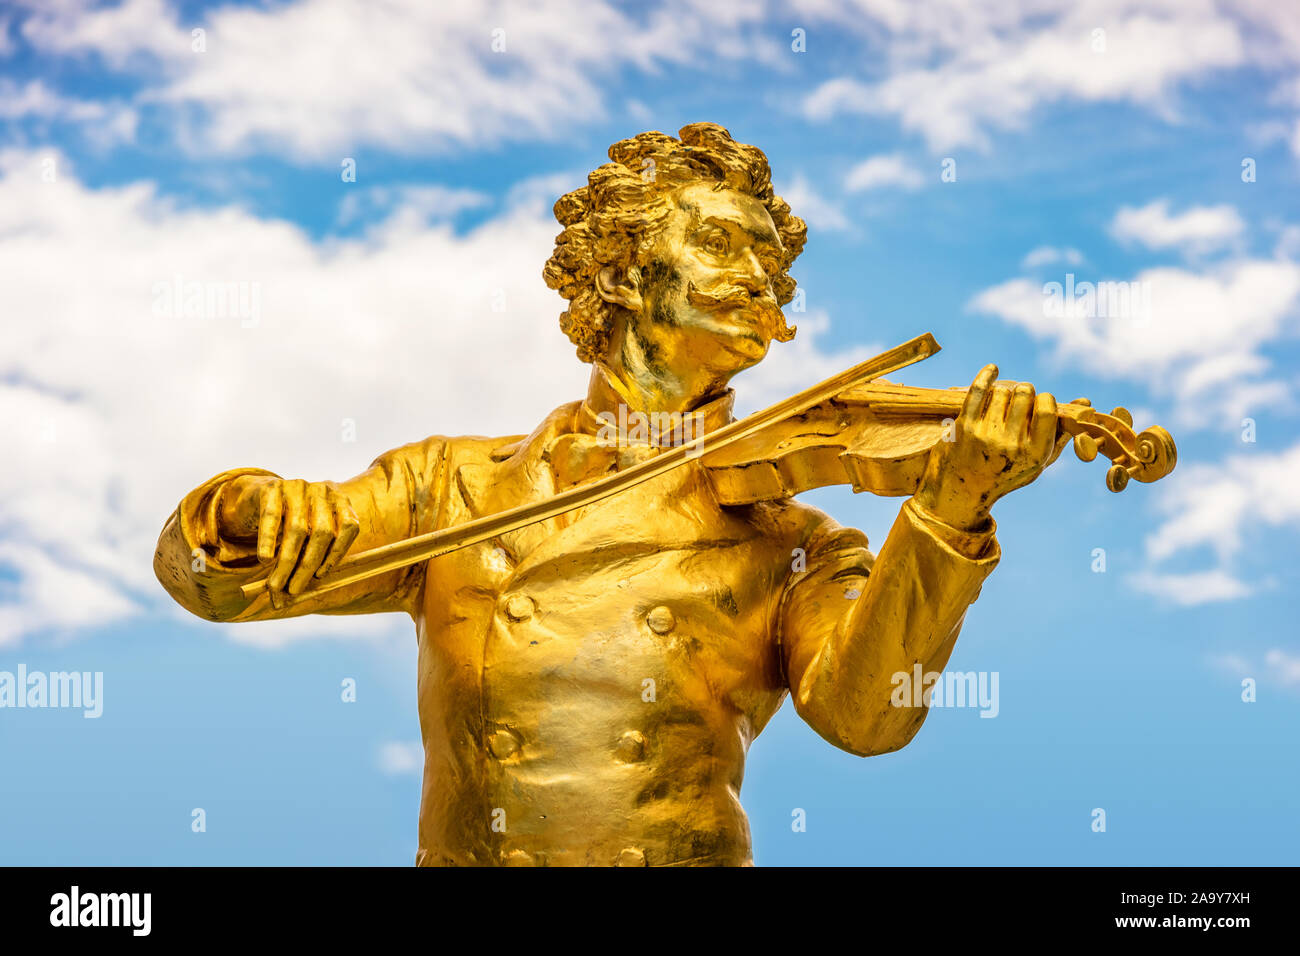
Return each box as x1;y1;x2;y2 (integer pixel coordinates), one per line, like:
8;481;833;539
733;496;871;558
371;401;582;471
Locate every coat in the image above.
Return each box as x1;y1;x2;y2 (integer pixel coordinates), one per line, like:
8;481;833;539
155;382;999;866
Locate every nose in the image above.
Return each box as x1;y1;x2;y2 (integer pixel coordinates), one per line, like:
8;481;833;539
733;250;768;295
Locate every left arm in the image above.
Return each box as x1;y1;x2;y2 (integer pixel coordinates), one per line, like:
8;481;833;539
779;502;998;756
779;364;1059;756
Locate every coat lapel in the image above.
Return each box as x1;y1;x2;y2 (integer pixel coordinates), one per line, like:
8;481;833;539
453;385;738;570
453;402;576;563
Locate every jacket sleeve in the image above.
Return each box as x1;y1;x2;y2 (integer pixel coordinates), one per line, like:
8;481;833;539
778;498;1000;757
153;436;450;623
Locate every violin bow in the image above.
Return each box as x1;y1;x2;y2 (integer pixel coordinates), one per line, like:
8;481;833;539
240;332;942;601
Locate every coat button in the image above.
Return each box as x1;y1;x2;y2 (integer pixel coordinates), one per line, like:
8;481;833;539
616;847;647;867
615;730;646;763
505;594;534;622
646;605;675;634
487;727;521;759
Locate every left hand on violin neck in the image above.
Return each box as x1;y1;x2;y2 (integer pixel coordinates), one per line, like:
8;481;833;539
912;364;1062;532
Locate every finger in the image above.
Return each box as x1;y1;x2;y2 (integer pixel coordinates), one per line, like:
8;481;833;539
1008;382;1036;436
1050;393;1072;455
268;480;308;593
1031;392;1058;460
960;364;998;423
289;485;334;595
985;381;1011;426
318;495;361;577
256;482;283;564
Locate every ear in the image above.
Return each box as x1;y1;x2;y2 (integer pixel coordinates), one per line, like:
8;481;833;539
596;265;644;313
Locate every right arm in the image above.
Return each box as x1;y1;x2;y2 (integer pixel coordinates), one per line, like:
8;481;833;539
153;436;449;623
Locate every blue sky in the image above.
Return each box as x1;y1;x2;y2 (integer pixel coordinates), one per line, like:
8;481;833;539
1;0;1298;865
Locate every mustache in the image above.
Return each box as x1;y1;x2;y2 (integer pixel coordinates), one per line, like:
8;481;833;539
681;282;780;316
686;281;770;309
686;281;795;342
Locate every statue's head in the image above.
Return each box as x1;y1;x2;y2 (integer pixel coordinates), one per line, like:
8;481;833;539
544;123;806;379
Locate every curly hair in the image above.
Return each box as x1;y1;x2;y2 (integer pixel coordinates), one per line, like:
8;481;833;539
542;122;807;363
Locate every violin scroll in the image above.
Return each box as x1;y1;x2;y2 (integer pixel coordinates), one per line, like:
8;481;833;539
1058;402;1177;492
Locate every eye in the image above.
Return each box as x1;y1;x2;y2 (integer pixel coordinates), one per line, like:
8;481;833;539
703;233;729;256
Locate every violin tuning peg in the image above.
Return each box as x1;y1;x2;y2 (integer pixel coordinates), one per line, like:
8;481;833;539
1110;406;1133;428
1105;464;1130;493
1073;433;1099;462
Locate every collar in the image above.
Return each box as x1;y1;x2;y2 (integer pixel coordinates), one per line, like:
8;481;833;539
574;363;736;446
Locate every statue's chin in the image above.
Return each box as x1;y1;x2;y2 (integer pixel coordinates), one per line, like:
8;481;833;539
710;334;769;372
687;311;772;362
635;309;771;377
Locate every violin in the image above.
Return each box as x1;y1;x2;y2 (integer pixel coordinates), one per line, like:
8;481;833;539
704;378;1176;504
241;333;1176;600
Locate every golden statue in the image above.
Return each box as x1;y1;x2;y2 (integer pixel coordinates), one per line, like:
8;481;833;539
155;123;1175;866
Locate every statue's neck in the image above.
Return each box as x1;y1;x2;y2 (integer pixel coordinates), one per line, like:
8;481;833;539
592;330;731;416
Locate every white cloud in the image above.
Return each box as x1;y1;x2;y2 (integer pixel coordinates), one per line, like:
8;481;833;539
15;1;1300;164
377;741;423;775
843;153;924;192
0;149;860;647
777;174;851;232
968;249;1300;430
971;206;1300;608
1211;648;1300;687
0;79;104;121
1210;652;1250;675
1021;246;1085;268
0;541;140;647
1110;200;1245;253
0;149;576;645
969;266;1300;430
1265;649;1300;685
1143;443;1300;565
20;0;189;68
1130;569;1254;606
624;99;654;124
1230;0;1300;72
17;0;778;160
1127;441;1300;605
336;184;489;228
0;78;137;146
799;0;1250;151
